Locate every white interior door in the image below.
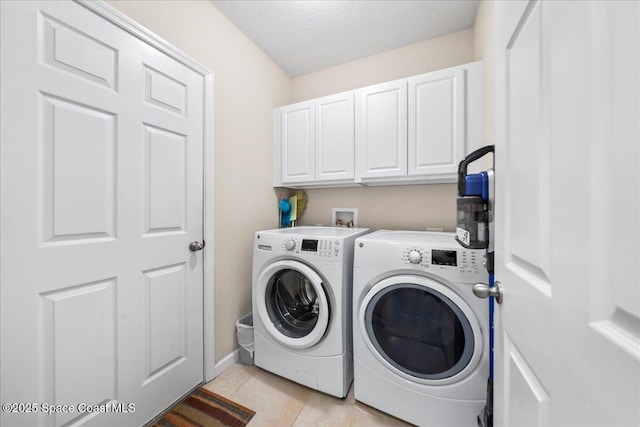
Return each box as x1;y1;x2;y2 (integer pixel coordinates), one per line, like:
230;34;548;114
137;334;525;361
1;2;206;426
494;1;639;426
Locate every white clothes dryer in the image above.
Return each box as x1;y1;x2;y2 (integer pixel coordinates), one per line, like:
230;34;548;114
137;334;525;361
252;226;369;398
353;230;489;426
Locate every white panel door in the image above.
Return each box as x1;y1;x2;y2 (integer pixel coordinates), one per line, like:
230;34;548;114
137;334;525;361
281;100;314;184
315;92;355;182
0;2;205;426
494;1;639;426
408;67;465;177
356;79;408;179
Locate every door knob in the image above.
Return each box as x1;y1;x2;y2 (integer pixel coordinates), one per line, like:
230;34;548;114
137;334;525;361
189;241;205;252
472;281;503;304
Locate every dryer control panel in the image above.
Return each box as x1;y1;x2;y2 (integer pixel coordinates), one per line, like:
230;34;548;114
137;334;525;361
401;246;482;275
282;238;341;258
354;231;487;284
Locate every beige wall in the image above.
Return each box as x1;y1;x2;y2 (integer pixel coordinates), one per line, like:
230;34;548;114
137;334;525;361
291;29;475;232
291;28;474;103
297;185;457;231
474;0;496;148
106;0;290;363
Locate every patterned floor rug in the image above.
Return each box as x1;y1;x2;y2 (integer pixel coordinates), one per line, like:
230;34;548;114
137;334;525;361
151;387;255;427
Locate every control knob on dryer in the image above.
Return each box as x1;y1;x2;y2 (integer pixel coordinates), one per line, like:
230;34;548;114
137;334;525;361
285;239;296;251
408;250;422;264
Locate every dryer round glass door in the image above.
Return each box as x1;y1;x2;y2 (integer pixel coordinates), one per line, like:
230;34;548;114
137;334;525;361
359;275;483;385
256;260;330;349
267;269;319;337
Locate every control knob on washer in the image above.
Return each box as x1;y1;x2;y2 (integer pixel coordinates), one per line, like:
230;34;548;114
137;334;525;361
285;239;296;251
408;250;422;264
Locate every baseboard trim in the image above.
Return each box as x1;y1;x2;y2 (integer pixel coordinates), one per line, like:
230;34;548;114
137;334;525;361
214;349;239;377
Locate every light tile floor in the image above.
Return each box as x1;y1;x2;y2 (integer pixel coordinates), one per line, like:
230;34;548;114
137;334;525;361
204;363;412;426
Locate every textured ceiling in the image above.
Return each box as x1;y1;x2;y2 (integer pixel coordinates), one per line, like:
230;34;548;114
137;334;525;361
212;0;480;77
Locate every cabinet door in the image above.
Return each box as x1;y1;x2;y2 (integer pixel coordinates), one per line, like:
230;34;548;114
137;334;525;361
281;101;314;184
356;80;408;179
408;67;465;177
315;92;354;182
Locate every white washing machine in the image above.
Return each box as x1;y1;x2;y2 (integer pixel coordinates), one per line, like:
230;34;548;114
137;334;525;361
353;230;489;426
252;226;369;398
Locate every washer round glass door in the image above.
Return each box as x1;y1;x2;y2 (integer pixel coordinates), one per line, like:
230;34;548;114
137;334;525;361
256;260;330;349
359;275;483;385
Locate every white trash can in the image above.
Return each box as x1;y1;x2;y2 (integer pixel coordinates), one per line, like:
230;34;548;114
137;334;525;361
235;312;254;365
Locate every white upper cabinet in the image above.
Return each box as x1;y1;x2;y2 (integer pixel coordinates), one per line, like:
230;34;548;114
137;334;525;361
355;79;408;179
275;93;354;186
279;100;314;184
356;62;483;184
274;61;483;188
408;67;465;177
315;92;355;182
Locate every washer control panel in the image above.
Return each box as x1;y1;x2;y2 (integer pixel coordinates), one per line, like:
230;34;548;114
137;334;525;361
282;238;341;258
401;246;482;274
